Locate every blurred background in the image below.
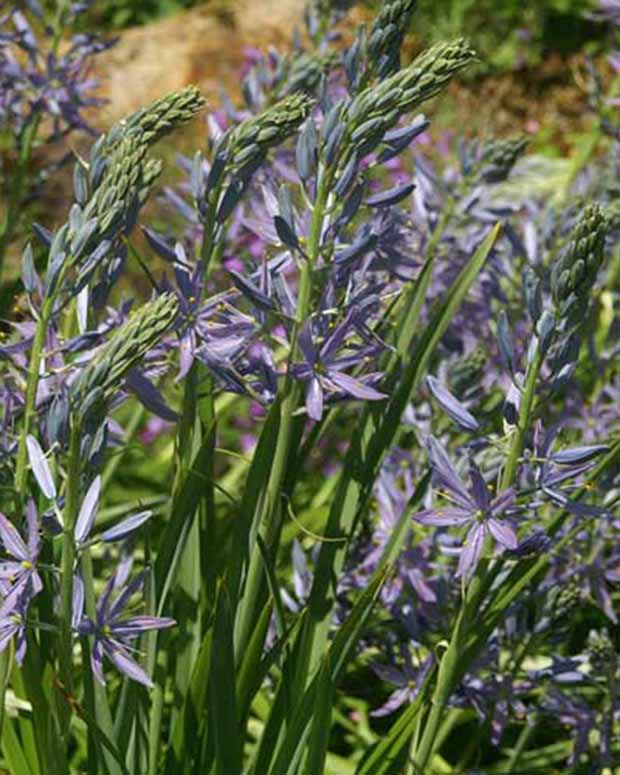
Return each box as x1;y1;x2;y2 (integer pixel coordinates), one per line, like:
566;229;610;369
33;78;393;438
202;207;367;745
2;0;615;290
50;0;610;149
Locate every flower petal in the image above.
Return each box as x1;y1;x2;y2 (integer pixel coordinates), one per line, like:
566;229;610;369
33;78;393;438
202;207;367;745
105;644;153;687
487;518;518;550
75;475;101;545
0;512;28;561
457;523;486;579
26;435;56;500
426;437;474;510
426;375;479;432
326;370;387;401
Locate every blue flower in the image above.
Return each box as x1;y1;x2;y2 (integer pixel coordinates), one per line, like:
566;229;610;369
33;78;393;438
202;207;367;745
415;437;517;579
76;568;175;687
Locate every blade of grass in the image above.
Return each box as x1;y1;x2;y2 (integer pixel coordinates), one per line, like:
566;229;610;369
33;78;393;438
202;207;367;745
207;580;242;775
304;657;334;775
1;716;34;775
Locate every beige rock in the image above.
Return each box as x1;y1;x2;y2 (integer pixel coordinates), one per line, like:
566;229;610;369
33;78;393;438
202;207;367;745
95;0;307;125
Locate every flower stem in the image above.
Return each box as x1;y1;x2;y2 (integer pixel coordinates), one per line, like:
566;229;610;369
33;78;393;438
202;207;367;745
501;343;544;490
59;420;81;711
80;550;122;775
414;344;544;769
14;295;54;503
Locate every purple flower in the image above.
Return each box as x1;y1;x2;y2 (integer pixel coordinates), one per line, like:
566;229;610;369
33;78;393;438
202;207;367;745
371;647;433;717
415;437;517;578
291;316;386;421
76;570;175;687
0;501;42;599
0;587;28;665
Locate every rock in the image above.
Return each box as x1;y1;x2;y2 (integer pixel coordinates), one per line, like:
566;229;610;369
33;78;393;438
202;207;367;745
94;0;307;125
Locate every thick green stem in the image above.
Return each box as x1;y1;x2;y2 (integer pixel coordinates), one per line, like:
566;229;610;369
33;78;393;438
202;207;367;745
80;550;122;775
59;422;81;710
501;344;544;490
14;296;54;501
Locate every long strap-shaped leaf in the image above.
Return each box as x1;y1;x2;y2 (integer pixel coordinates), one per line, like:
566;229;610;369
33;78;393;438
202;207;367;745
256;474;430;773
254;570;387;775
154;431;217;607
355;676;435;775
207;580;242;775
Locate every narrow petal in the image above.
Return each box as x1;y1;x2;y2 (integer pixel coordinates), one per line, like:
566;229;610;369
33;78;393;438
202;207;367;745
415;507;472;527
551;445;609;465
26;435;56;500
487;518;518;550
101;511;152;543
305;376;323;422
72;574;85;629
426;437;474;510
106;644;153;688
370;687;411;717
91;639;105;685
468;461;491;511
111;616;176;638
326;370;387;401
0;512;28;561
109;573;145;620
298;320;317;366
489;488;515;516
75;475;101;545
457;523;486;579
426;375;479;432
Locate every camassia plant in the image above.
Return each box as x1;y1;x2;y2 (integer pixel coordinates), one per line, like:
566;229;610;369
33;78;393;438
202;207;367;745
0;0;619;773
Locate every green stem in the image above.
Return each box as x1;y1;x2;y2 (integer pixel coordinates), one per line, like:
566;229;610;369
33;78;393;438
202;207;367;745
147;674;165;775
413;541;499;771
415;340;544;769
506;719;535;773
14;296;54;502
501;343;544;490
80;550;122;775
59;421;81;713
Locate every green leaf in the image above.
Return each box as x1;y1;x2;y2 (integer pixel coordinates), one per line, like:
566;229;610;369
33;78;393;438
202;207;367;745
2;717;34;775
165;629;213;775
230;397;282;605
265;571;387;775
355;682;433;775
208;580;242;775
154;433;216;610
304;658;334;775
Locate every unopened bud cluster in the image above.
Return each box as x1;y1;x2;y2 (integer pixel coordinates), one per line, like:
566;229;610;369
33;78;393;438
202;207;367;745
551;580;582;621
70;293;179;416
368;0;417;78
587;629;617;675
225;94;314;176
280;52;337;97
345;39;476;157
551;203;608;324
100;86;206;153
478;135;529;184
